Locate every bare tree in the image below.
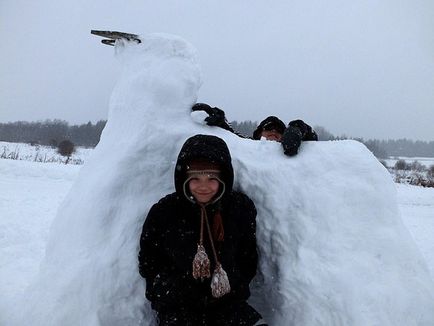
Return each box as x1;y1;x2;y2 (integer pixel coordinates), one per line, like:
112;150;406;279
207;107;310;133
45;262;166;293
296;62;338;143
428;165;434;178
394;159;408;170
57;140;75;164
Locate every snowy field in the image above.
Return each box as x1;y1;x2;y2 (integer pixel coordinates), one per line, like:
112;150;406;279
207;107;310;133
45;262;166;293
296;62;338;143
384;156;434;169
3;140;432;170
0;141;93;165
0;159;81;321
1;158;433;324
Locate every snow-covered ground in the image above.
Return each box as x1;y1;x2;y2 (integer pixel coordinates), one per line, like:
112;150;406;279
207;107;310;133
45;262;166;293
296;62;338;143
0;159;81;323
3;140;432;170
0;158;433;324
0;141;93;165
396;183;434;278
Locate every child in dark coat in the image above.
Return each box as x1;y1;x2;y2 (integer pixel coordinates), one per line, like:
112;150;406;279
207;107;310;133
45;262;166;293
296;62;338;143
138;134;263;325
191;103;318;156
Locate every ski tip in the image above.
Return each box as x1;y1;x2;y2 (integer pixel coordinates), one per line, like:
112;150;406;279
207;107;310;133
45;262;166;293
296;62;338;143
91;29;141;46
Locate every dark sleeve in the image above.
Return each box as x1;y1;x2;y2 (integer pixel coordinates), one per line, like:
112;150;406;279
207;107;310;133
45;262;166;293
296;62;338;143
191;103;250;138
138;200;203;312
238;195;258;283
223;191;258;302
138;202;176;310
228;193;258;301
138;203;162;281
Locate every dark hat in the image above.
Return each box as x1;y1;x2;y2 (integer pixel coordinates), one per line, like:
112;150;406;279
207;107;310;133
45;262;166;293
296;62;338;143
252;116;286;140
174;134;233;203
186;160;221;172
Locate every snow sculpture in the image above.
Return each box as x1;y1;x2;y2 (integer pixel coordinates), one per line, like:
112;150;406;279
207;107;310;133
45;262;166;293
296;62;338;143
16;33;434;326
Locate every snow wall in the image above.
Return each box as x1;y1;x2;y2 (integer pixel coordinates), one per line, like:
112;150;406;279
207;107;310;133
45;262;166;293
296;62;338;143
14;34;434;326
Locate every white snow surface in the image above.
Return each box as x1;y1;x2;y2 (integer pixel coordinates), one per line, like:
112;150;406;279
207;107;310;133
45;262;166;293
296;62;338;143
396;184;434;278
0;141;92;165
0;159;80;318
7;34;434;325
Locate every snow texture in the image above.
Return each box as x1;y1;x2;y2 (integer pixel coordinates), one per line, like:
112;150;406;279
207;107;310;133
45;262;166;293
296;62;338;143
0;159;80;320
0;141;92;165
12;33;434;325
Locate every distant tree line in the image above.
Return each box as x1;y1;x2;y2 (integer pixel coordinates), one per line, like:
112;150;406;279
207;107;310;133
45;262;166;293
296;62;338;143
230;120;256;137
377;139;434;158
1;119;433;158
0;120;106;147
335;138;434;159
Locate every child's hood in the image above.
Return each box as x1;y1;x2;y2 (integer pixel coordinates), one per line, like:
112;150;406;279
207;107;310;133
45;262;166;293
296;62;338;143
174;134;234;198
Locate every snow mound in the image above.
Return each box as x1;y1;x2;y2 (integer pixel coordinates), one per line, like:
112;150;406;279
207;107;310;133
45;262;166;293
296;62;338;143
14;33;434;326
241;139;434;325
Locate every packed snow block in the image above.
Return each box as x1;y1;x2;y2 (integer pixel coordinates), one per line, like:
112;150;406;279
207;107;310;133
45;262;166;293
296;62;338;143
237;139;434;326
15;33;434;326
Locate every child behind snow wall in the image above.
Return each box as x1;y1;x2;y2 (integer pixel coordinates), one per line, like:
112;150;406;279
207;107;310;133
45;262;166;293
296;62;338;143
138;134;263;325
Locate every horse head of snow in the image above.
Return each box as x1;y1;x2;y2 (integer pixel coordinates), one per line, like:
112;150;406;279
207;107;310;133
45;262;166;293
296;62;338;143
108;33;202;131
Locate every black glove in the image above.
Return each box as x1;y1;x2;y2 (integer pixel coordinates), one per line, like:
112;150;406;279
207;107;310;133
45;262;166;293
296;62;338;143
282;120;318;156
191;103;234;132
288;119;318;141
281;126;303;156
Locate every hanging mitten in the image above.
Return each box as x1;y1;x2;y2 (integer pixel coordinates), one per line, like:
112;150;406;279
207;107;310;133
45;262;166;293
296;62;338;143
211;263;231;298
192;244;210;280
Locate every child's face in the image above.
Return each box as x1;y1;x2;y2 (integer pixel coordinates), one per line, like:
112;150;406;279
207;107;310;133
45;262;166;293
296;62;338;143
188;174;220;204
261;129;282;142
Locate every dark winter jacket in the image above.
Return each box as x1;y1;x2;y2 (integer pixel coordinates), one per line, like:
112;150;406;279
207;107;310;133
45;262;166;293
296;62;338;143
138;135;259;316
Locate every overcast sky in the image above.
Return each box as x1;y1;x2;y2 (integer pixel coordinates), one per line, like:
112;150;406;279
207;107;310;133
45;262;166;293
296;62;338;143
1;0;434;140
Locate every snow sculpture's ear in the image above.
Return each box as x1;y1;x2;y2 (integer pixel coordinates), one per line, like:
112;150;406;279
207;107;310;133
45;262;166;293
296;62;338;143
191;110;209;125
